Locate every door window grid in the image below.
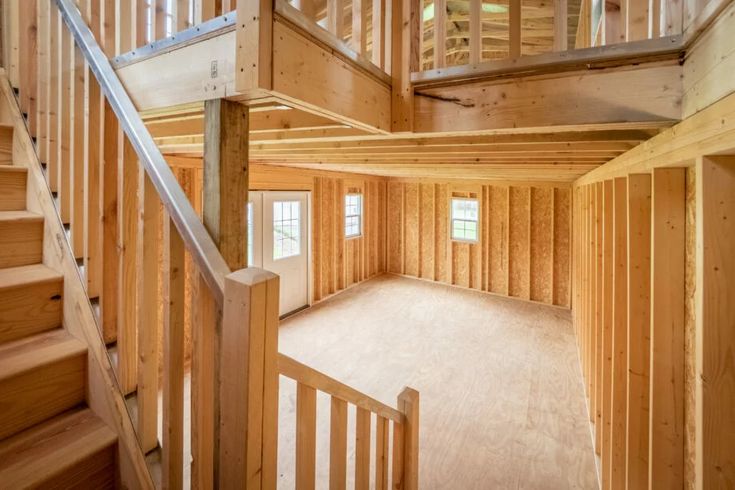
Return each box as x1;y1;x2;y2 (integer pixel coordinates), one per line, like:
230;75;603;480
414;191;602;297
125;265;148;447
451;198;479;242
273;201;301;260
345;194;362;238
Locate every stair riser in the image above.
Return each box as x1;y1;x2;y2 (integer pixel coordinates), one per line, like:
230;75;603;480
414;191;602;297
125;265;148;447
0;126;12;166
0;169;26;211
41;443;117;489
0;218;43;268
0;352;86;440
0;279;63;344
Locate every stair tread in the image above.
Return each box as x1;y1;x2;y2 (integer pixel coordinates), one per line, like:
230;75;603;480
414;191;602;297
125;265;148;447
0;166;26;173
0;329;86;381
0;263;62;290
0;407;117;488
0;210;43;221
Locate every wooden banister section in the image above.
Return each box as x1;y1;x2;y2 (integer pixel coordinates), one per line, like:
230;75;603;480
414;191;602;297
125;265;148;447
278;354;403;423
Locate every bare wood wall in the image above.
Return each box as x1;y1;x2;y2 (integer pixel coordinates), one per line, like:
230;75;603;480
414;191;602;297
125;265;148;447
386;180;572;308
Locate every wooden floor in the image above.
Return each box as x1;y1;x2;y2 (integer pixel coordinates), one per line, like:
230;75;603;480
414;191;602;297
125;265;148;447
277;274;598;489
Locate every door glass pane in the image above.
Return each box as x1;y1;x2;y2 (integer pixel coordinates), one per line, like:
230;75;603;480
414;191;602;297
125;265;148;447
273;200;301;260
247;202;254;266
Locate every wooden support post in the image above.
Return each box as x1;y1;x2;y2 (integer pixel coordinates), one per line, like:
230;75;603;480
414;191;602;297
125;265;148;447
626;173;652;490
509;0;522;58
469;0;482;64
162;215;186;490
218;268;280;489
235;0;273;93
203;98;249;270
609;176;628;489
137;174;161;454
433;0;446;69
327;0;345;39
398;387;419;490
554;0;568;51
695;156;735;488
649;167;685;488
390;0;420;132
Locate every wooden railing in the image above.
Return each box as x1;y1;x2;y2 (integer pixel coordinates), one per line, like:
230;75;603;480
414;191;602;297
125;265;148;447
5;1;419;488
277;0;391;74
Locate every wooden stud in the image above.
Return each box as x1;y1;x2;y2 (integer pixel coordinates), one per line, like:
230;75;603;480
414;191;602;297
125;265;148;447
649;167;685;488
595;181;603;451
162;215;186;490
609;176;628;489
626;173;652;490
695;156;735;488
329;396;347;490
600;179;614;489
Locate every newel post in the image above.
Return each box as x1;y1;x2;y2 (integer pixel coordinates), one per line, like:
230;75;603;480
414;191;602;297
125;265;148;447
218;268;280;489
398;387;420;490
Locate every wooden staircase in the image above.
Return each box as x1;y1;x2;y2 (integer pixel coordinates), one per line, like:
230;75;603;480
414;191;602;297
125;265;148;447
0;129;119;487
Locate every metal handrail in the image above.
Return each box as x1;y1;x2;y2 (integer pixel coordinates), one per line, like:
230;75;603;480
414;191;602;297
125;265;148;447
55;0;230;305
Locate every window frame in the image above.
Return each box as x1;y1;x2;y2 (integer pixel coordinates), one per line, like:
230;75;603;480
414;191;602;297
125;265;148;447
344;193;363;239
450;197;480;243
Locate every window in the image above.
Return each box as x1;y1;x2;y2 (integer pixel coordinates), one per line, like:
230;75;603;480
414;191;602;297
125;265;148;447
451;198;479;242
345;194;362;238
273;201;301;260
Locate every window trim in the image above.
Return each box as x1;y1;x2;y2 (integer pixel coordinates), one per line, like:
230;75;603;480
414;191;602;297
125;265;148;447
450;197;480;243
345;193;363;239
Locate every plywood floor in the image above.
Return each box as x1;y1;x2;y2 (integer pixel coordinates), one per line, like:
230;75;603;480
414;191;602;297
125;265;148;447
276;274;598;489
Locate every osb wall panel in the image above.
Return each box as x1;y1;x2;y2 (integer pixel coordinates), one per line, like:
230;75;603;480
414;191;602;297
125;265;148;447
387;180;572;308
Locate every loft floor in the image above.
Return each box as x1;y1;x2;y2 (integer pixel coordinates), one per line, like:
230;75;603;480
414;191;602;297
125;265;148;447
278;274;597;489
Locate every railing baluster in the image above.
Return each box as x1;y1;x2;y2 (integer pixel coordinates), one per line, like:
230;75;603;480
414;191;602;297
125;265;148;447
351;0;367;55
554;0;568;51
136;0;149;47
71;45;86;258
355;407;371;490
192;273;216;489
391;420;404;489
155;0;167;40
163;214;186;489
372;0;386;68
329;396;348;490
36;0;49;165
117;137;140;395
175;0;192;32
48;5;60;193
100;98;119;343
137;173;161;454
296;382;317;490
509;0;521;58
469;0;481;64
433;0;446;68
18;0;37;133
327;0;345;40
375;416;389;490
59;24;72;224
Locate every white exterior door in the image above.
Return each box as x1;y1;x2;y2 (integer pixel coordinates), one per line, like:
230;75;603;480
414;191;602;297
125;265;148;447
248;191;309;316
